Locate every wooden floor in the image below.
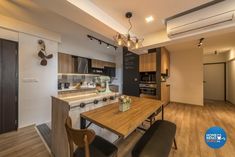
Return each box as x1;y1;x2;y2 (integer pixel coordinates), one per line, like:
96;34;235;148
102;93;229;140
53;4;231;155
0;100;234;157
0;125;51;157
117;100;235;157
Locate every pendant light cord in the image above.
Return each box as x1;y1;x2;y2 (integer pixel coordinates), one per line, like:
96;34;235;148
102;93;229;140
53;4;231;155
127;18;132;34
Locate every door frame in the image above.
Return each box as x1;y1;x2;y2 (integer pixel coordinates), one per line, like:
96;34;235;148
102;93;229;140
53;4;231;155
203;62;226;101
0;38;19;131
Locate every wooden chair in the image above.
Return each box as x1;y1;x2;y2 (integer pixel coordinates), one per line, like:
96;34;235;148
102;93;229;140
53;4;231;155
65;117;118;157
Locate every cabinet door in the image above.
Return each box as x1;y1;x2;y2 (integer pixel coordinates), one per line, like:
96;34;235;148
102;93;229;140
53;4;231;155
91;59;97;68
106;62;116;68
139;53;156;72
161;47;170;75
92;59;103;69
161;83;170;105
123;47;140;96
139;54;144;72
58;53;74;73
148;53;156;72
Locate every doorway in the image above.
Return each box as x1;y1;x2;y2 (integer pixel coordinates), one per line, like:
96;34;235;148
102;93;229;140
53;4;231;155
203;63;226;101
0;39;18;134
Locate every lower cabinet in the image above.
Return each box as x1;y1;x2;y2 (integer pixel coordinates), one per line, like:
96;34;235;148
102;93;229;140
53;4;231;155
161;82;170;105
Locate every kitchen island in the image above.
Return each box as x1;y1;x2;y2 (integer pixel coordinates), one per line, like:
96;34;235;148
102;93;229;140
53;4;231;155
51;91;119;157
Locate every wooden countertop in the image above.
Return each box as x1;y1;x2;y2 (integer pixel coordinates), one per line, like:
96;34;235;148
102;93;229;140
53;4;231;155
53;92;118;107
81;97;164;138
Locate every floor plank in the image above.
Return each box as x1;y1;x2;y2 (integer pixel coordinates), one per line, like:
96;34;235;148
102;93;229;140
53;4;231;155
116;100;235;157
0;125;51;157
0;101;234;157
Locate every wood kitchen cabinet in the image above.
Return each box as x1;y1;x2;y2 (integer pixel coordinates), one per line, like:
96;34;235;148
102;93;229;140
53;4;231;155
91;59;104;69
161;47;170;75
58;52;75;73
105;62;116;68
139;52;156;72
91;59;116;69
161;82;170;105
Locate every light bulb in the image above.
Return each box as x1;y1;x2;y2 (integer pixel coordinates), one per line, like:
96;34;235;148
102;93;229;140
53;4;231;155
135;39;139;49
127;34;131;47
127;40;131;47
135;43;139;49
118;39;122;45
117;34;122;46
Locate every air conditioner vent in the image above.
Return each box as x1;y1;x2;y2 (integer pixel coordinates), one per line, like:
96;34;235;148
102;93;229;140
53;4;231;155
166;1;235;38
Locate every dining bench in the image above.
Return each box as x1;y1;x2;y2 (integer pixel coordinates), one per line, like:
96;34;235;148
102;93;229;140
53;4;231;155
132;120;177;157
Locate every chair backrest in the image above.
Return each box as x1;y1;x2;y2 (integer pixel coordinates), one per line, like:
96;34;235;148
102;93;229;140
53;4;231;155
65;117;96;157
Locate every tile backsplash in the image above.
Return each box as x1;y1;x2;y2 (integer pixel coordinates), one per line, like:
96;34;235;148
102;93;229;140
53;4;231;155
58;74;97;86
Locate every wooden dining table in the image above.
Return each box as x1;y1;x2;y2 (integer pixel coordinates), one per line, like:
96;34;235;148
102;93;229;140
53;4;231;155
80;96;164;138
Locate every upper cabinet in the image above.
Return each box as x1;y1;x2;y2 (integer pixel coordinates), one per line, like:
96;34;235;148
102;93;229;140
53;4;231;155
91;59;116;69
58;53;75;73
58;52;116;76
91;59;116;77
138;47;170;76
139;53;156;72
161;47;170;75
91;59;104;69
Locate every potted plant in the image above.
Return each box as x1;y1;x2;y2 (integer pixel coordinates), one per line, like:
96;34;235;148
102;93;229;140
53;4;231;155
119;95;132;112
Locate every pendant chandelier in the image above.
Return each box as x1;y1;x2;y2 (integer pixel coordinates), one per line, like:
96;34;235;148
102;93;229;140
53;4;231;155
114;12;144;49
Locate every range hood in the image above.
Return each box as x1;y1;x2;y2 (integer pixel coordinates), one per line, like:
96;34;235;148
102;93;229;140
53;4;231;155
73;56;88;74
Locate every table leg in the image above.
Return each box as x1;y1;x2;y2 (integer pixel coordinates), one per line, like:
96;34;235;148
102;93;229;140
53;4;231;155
80;117;86;129
162;105;164;120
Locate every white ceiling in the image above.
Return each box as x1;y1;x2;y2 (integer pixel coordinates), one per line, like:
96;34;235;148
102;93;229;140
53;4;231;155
0;0;119;55
1;0;235;56
91;0;212;37
166;31;235;54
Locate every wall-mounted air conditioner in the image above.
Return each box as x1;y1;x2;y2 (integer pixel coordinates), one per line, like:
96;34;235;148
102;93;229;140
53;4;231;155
166;2;235;38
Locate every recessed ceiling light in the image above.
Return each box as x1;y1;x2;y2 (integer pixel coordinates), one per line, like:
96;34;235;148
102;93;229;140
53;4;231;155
145;16;154;23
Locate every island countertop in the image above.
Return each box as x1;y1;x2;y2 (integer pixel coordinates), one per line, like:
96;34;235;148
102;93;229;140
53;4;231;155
51;91;120;157
52;92;119;107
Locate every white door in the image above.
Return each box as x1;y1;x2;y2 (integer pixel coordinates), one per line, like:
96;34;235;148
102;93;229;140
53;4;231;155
204;64;225;101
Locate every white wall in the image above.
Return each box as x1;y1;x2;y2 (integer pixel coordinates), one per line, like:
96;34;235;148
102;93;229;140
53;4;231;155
227;59;235;104
227;49;235;104
168;49;204;106
227;48;235;61
19;33;58;128
0;27;58;128
203;51;235;104
0;14;60;42
0;15;120;128
58;32;123;91
59;34;115;62
0;27;18;41
112;48;123;93
203;53;227;63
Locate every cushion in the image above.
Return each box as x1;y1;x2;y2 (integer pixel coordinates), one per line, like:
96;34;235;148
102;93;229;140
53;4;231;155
74;135;117;157
132;120;176;157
